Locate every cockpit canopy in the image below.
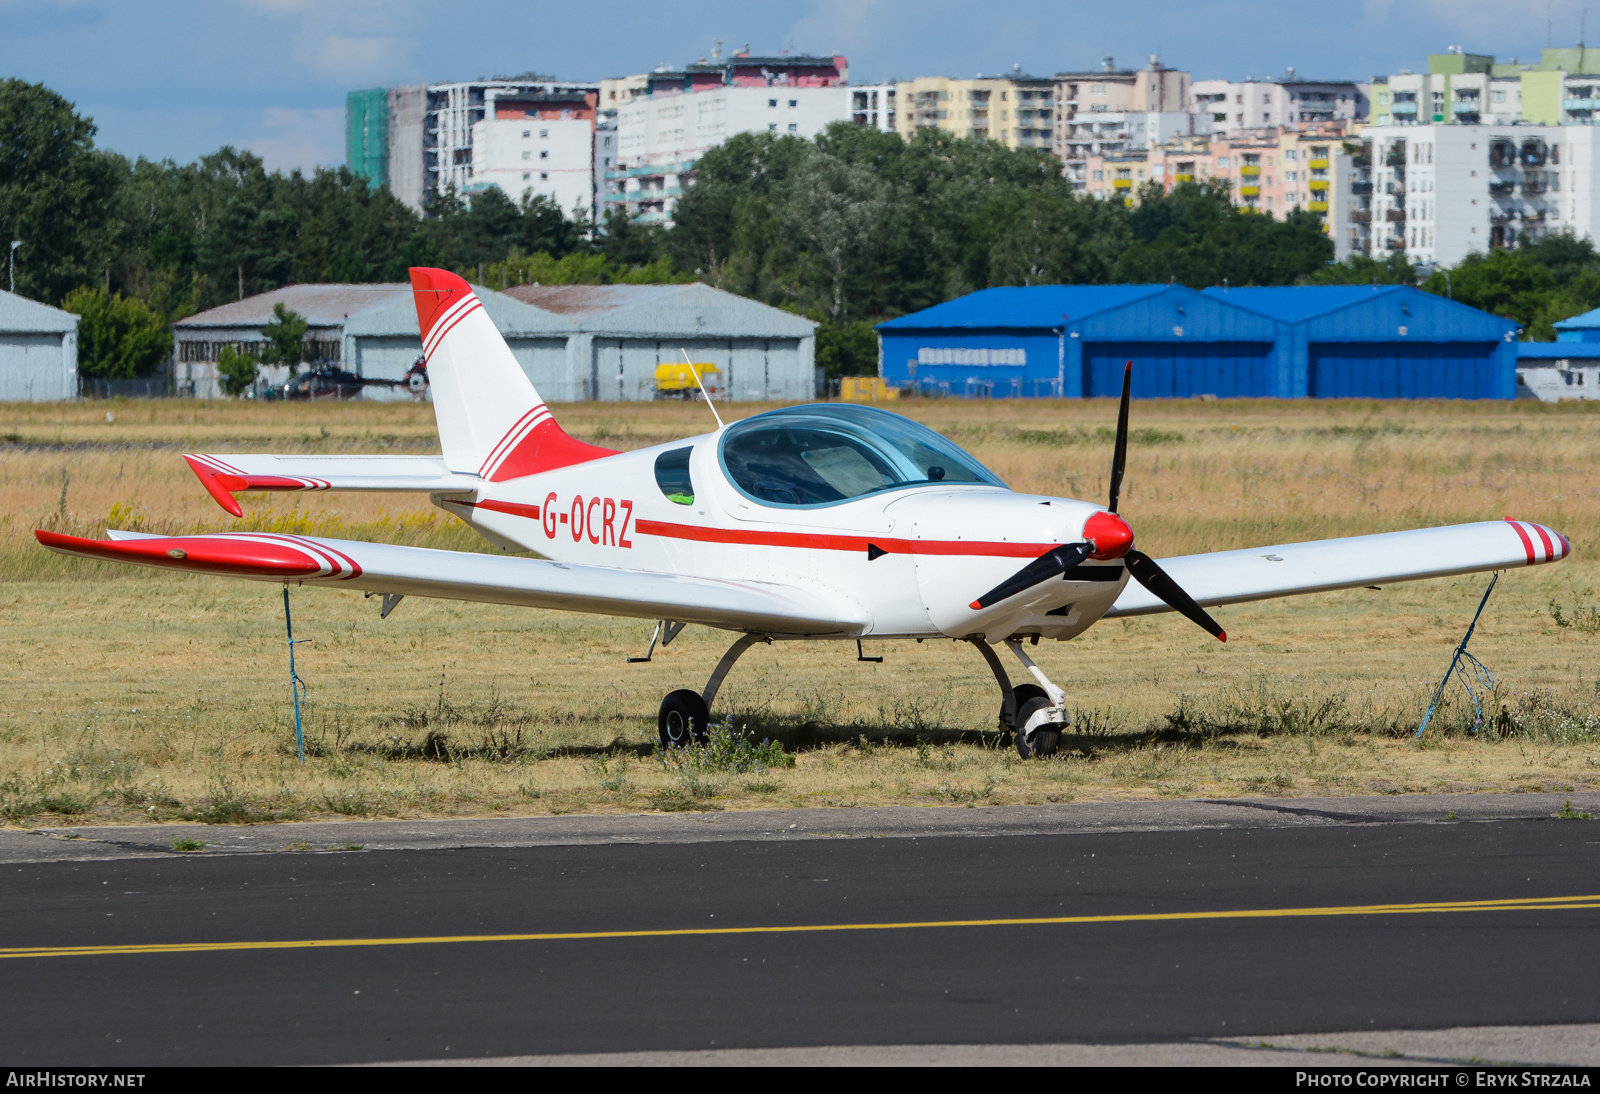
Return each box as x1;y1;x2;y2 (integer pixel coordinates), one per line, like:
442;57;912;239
718;404;1004;508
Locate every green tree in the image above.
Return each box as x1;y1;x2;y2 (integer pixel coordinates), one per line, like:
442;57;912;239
216;344;258;396
61;286;173;379
1307;252;1417;286
0;80;121;303
1114;181;1333;287
258;302;309;375
815;319;880;379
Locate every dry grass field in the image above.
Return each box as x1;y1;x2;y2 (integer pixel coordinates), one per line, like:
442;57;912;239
3;394;1600;829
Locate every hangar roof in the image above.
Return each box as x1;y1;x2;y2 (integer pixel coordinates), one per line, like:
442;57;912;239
877;286;1167;330
503;282;816;338
1204;285;1517;340
175;284;413;330
344;286;570;338
1518;342;1600;359
1553;306;1600;332
0;289;79;334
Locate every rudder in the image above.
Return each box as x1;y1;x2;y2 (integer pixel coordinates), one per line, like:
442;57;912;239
410;268;615;480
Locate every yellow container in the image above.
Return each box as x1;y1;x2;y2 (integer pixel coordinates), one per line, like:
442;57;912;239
654;361;720;393
840;377;899;402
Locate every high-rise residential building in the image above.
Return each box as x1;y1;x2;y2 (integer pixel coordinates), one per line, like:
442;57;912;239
1061;112;1210;190
1053;56;1192;189
851;85;897;132
894;71;1056;151
1348;125;1585;266
605;51;850;224
346;77;600;215
1369;52;1522;126
1084;122;1351;243
1371;47;1600;128
1189;71;1368;136
469;88;600;221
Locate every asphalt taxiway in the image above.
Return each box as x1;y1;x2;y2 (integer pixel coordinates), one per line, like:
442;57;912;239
2;793;1597;1066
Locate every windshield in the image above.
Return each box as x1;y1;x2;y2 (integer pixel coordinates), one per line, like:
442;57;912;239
719;404;1004;508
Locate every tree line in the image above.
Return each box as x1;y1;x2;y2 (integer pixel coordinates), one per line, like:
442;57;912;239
5;77;1599;384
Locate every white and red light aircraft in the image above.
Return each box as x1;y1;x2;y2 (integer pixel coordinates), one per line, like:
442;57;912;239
39;269;1572;757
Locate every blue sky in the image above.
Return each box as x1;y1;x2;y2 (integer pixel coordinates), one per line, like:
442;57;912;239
0;0;1587;172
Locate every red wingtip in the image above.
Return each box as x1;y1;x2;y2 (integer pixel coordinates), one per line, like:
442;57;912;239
1218;631;1227;643
969;600;983;610
183;455;244;518
409;267;475;343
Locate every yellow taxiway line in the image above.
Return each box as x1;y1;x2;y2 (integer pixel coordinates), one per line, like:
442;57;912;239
4;894;1597;961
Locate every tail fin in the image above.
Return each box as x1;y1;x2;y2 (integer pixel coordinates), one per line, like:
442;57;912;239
410;268;615;480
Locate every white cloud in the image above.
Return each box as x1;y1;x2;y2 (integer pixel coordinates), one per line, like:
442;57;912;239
249;106;343;172
316;35;406;79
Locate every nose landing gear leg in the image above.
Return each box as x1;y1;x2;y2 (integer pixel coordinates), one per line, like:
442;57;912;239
658;633;770;749
1003;638;1070;759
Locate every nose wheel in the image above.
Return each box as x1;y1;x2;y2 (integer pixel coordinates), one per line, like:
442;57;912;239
971;638;1071;759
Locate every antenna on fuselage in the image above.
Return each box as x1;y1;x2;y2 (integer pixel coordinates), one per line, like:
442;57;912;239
681;348;725;430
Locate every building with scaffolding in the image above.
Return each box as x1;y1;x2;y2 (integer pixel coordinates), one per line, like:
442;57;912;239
347;77;600;215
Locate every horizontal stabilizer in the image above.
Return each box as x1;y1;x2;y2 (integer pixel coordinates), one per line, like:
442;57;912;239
185;454;477;516
36;530;868;637
1106;520;1569;618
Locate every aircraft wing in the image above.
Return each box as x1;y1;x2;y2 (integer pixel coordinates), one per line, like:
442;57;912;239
184;454;478;516
35;529;868;637
1106;520;1569;618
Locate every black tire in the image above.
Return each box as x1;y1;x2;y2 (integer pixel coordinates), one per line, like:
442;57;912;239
1000;683;1049;730
658;689;710;749
1014;696;1063;760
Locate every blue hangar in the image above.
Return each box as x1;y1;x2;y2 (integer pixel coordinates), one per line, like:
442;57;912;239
875;284;1519;399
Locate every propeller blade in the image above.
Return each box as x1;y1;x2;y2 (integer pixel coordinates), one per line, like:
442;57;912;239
1125;549;1226;642
970;543;1092;610
1108;360;1132;514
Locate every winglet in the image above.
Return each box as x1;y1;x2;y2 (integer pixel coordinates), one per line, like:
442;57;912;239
184;455;245;517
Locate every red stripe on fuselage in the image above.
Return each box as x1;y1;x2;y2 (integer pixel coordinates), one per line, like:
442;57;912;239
452;499;543;520
633;519;1050;557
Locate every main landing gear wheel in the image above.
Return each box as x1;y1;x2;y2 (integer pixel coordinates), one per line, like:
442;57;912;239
658;689;709;749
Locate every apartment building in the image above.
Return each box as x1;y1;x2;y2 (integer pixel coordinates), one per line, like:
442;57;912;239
1189;71;1368;136
1370;52;1523;127
1084;123;1350;246
469;89;599;221
347;78;600;213
1063;112;1210;189
894;72;1056;151
1055;57;1190;187
1348;125;1579;266
605;52;850;224
851;85;897;132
